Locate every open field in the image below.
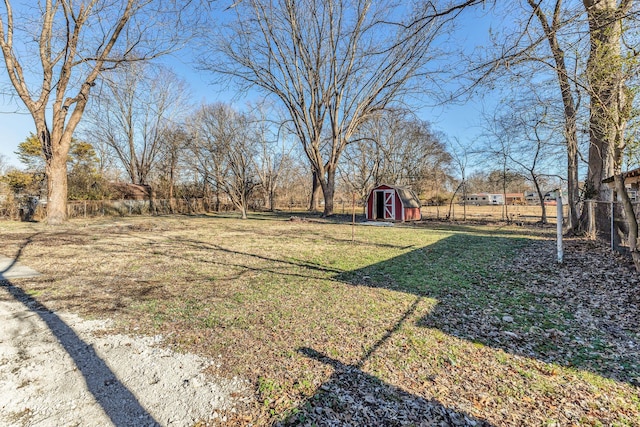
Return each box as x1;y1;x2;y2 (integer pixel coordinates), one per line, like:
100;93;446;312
420;204;569;224
1;213;639;426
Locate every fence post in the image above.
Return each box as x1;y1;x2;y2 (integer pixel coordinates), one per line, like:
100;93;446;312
586;200;596;238
556;191;563;263
351;193;355;243
611;201;615;251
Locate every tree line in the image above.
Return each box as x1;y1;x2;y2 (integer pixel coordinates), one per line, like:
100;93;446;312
0;0;486;223
0;85;456;218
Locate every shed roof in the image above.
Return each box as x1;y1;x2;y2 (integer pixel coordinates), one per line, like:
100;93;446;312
602;167;640;183
110;182;152;199
375;184;421;208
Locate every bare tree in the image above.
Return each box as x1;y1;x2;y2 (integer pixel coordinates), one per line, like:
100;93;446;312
187;105;229;212
490;96;565;223
471;0;640;245
339;135;381;209
0;0;198;223
278;154;312;211
378;117;451;195
482;110;513;221
250;104;296;211
469;1;585;230
581;0;640;267
86;64;190;191
206;0;476;216
226;122;258;219
340;109;451;205
188;103;258;219
156;124;190;211
527;0;582;230
448;137;471;221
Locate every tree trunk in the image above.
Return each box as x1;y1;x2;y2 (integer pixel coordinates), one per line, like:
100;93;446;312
462;181;467;221
309;171;321;212
532;0;581;230
319;169;336;217
566;131;580;230
269;187;276;212
45;152;69;224
169;159;176;214
534;179;547;224
262;187;270;211
580;0;622;238
612;53;638;269
215;184;221;212
614;174;640;267
39;123;71;225
447;181;464;221
169;186;176;214
148;184;157;216
240;190;248;219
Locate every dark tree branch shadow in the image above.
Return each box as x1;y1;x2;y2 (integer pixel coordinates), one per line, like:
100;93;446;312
337;233;640;386
284;296;494;426
290;347;493;426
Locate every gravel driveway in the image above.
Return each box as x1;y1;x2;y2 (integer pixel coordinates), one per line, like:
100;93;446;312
0;272;249;427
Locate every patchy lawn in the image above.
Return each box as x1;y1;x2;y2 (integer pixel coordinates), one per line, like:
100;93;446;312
1;214;639;426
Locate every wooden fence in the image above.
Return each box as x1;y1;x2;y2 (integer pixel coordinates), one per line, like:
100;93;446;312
0;197;584;225
0;197;315;220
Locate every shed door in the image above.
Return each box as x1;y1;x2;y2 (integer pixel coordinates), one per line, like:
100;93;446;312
375;191;385;219
383;190;395;219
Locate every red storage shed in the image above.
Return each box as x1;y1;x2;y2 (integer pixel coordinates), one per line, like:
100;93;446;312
366;184;422;222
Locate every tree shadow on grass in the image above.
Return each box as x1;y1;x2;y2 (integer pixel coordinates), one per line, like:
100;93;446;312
283;347;494;427
336;233;640;386
279;297;494;426
0;237;159;427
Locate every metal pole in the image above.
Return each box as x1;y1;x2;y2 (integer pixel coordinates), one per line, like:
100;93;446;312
611;201;615;251
352;193;356;243
556;191;563;263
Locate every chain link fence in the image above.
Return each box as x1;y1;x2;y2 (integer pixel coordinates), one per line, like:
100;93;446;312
420;203;569;224
580;199;640;253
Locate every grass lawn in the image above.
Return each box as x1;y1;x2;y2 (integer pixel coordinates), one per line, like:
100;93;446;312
1;213;639;426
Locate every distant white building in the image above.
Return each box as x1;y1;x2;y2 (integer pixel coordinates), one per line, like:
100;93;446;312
489;194;504;205
524;190;557;205
462;193;504;205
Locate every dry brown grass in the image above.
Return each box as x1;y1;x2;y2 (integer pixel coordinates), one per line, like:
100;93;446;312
1;214;638;426
421;204;568;223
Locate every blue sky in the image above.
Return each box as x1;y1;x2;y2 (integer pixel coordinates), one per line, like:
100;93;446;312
0;3;498;170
